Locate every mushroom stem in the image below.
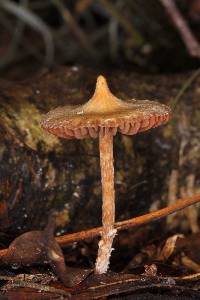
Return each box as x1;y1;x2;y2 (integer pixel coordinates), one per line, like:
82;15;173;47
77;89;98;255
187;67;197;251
95;129;117;274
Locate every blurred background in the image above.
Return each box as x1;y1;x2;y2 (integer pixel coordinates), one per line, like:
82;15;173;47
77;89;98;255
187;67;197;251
0;0;200;78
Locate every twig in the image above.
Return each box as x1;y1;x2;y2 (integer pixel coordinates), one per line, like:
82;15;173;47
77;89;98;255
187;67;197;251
160;0;200;58
0;273;55;283
170;68;200;110
98;0;143;46
1;281;70;297
52;0;96;57
0;193;200;256
56;193;200;247
0;12;45;67
70;273;200;299
0;0;26;68
0;0;54;65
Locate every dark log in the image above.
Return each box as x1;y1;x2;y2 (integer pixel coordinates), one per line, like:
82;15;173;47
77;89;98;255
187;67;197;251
1;66;200;239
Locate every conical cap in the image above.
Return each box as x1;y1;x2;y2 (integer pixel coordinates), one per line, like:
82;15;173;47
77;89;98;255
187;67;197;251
41;76;171;139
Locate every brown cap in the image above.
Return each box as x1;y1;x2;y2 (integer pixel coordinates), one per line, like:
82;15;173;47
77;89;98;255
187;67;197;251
41;75;171;139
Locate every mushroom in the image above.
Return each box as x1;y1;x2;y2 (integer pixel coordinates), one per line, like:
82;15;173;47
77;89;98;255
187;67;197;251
0;212;92;286
41;75;171;274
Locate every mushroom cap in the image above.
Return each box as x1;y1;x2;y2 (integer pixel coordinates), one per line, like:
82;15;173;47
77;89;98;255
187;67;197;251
41;76;171;139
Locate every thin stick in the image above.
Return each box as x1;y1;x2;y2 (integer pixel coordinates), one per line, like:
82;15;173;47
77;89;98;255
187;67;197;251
56;193;200;247
160;0;200;58
1;281;70;297
0;0;54;65
1;193;200;259
99;0;143;46
52;0;95;57
170;68;200;110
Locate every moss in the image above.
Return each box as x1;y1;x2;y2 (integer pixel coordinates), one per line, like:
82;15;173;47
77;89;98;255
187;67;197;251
56;208;70;228
18;103;61;151
4;101;61;151
121;136;134;157
162;122;175;139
